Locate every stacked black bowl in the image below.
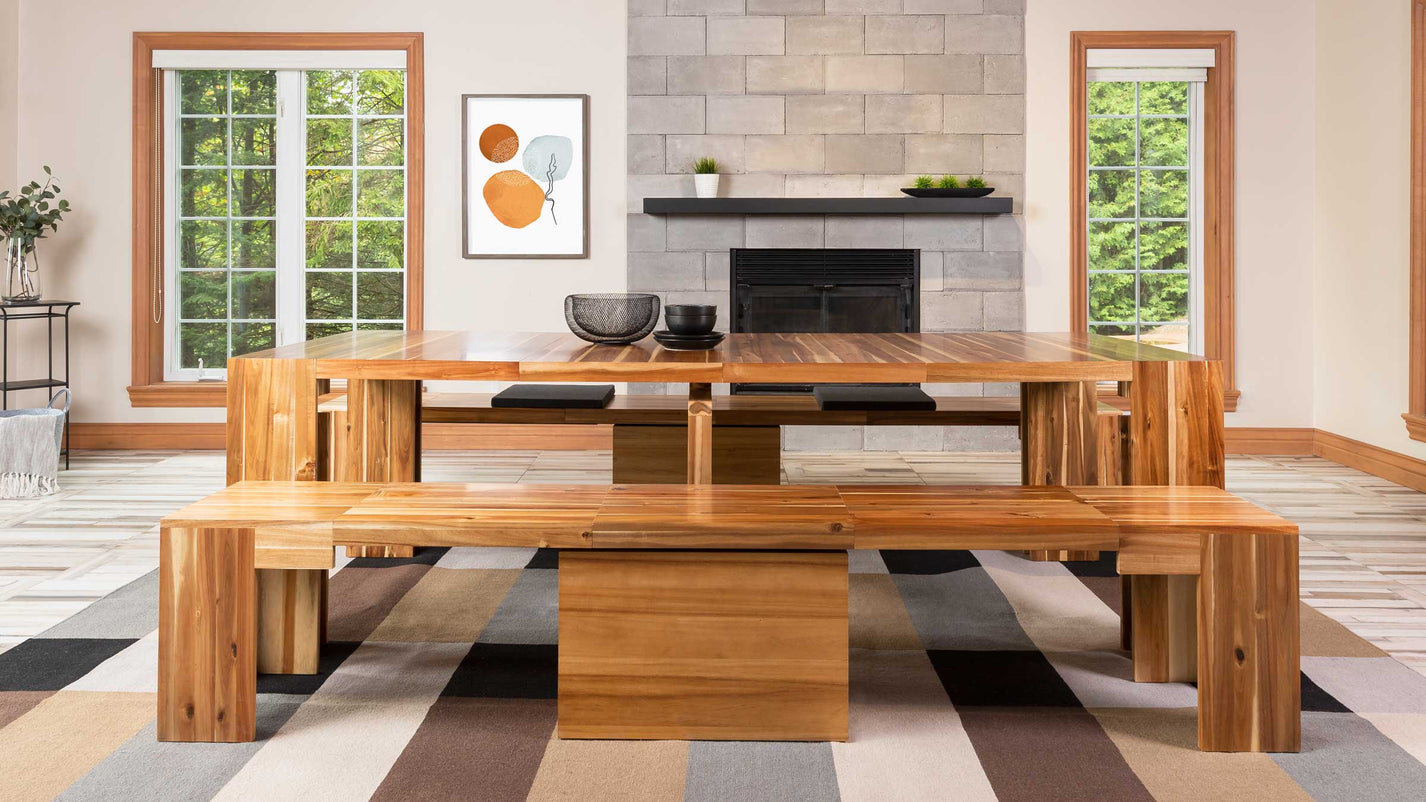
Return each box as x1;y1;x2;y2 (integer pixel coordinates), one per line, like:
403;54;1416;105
654;304;725;350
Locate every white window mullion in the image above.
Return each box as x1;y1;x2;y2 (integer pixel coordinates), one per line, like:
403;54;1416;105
274;70;306;346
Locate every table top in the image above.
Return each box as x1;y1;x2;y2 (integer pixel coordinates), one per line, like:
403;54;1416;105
237;330;1201;383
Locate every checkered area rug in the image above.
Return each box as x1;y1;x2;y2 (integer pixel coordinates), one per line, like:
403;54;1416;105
3;547;1426;801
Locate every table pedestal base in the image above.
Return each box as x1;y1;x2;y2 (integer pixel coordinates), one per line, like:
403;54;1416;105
557;550;849;741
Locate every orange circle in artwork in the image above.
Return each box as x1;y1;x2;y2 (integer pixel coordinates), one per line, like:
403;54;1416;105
479;124;519;163
483;170;545;228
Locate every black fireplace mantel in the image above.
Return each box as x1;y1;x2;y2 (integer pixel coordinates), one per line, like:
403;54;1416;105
642;196;1013;215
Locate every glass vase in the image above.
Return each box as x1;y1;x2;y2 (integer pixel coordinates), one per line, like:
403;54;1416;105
3;236;41;302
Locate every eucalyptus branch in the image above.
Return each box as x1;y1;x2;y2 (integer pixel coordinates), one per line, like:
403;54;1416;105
0;166;71;249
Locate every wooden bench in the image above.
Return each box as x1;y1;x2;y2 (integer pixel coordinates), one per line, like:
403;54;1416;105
158;480;1297;753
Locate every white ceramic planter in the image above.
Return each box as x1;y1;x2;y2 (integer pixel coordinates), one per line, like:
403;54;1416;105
694;173;720;199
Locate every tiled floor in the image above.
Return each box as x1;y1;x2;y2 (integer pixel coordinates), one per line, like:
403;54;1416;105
2;449;1424;677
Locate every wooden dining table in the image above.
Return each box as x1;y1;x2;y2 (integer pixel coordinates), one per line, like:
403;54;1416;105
225;330;1227;690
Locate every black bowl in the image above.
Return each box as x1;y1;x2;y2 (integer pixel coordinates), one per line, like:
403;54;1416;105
664;304;718;336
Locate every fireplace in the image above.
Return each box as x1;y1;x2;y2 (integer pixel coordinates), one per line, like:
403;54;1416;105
730;248;920;394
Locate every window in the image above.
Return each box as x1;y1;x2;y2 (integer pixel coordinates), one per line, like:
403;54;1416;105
165;66;407;380
1086;75;1203;352
1070;32;1238;409
129;33;423;406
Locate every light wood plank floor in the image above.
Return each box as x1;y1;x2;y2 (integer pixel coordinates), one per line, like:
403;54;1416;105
2;450;1423;677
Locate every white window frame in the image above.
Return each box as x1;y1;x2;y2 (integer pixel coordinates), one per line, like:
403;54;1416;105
1085;66;1206;354
162;57;407;381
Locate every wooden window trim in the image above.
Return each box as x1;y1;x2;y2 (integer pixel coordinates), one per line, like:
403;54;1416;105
1071;30;1240;412
1407;2;1426;440
127;32;425;408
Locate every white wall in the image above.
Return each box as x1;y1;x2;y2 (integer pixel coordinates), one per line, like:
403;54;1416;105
1024;0;1318;428
1312;0;1426;459
0;0;16;191
10;0;627;423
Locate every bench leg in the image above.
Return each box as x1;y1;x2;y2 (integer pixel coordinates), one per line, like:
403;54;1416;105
558;551;849;741
158;526;257;743
612;424;781;484
257;568;325;675
1198;532;1300;752
1020;381;1100;561
1129;361;1225;681
687;383;714;485
1130;575;1197;682
330;379;421;558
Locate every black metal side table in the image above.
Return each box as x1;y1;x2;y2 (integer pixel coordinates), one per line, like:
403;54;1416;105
0;299;78;468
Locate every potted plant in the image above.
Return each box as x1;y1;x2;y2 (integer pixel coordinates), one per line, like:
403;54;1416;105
900;174;994;199
693;157;720;199
1;166;70;302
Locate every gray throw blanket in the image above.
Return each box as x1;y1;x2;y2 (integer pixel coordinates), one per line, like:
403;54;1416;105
0;411;61;497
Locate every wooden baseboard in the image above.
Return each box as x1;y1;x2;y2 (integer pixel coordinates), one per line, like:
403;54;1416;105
1224;427;1316;455
1312;429;1426;493
70;423;227;450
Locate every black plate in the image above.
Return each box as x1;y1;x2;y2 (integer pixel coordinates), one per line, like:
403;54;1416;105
654;331;725;350
900;187;995;198
653;330;724;340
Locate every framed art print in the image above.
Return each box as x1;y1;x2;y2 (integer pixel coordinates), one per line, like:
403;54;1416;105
462;94;589;259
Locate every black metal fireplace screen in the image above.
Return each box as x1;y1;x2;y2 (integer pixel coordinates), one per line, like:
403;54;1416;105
730;248;919;394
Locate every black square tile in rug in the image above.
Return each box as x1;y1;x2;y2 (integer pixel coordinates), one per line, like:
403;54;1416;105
257;641;362;695
879;549;981;575
347;547;449;569
525;549;560;570
0;638;136;690
928;650;1084;708
1300;671;1351;713
443;643;557;699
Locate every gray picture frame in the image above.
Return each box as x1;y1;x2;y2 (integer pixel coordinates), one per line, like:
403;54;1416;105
461;93;590;259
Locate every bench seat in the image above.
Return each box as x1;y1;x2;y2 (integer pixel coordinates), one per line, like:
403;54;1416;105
159;480;1298;752
164;479;1282;554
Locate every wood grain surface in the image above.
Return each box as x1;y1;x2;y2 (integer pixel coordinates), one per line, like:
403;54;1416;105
1198;531;1300;752
158;526;256;743
839;485;1116;551
592;485;852;549
557;551;849;741
332;483;607;548
234;331;1202;384
1021;381;1101;561
611;425;781;485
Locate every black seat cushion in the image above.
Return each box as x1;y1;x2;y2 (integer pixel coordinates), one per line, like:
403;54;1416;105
491;384;615;409
812;385;936;411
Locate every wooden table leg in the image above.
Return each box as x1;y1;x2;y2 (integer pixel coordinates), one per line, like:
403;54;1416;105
330;379;422;558
687;382;714;485
256;569;325;675
1128;360;1226;683
558;550;849;741
1020;381;1100;561
225;358;320;485
158;526;257;743
1198;531;1300;752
